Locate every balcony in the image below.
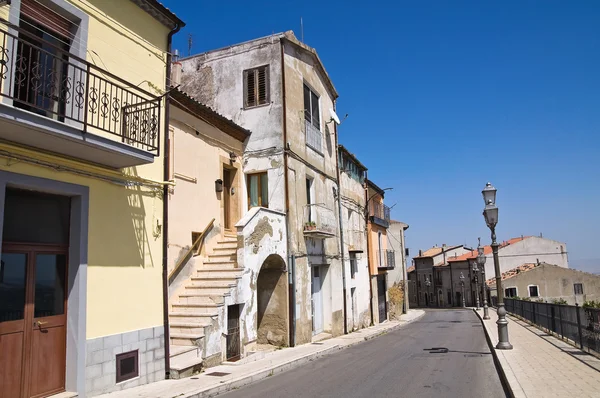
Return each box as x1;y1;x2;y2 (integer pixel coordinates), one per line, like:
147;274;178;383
369;202;390;228
378;250;396;270
303;204;336;238
0;26;161;168
305;120;322;154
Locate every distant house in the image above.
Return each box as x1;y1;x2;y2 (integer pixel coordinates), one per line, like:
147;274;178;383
486;262;600;305
447;235;569;306
408;244;472;307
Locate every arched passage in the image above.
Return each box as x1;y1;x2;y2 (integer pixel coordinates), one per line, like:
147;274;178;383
257;254;289;347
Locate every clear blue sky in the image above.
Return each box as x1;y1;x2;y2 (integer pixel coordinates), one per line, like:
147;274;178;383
163;0;600;272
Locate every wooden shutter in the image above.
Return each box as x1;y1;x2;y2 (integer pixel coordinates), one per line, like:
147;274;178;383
243;66;269;108
21;0;73;40
257;66;268;105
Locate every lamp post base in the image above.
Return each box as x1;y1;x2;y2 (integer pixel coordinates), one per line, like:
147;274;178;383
495;303;513;350
483;304;490;319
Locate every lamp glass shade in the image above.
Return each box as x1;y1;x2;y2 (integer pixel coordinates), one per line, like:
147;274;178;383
477;247;486;266
482;182;497;206
483;205;499;228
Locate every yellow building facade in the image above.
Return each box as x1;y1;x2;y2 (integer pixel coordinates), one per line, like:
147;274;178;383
0;1;183;397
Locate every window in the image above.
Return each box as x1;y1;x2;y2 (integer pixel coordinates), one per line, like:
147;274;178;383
15;0;74;119
349;252;357;279
116;350;139;383
303;84;320;130
378;232;383;267
243;65;269;108
505;287;517;298
247;172;268;209
528;285;539;297
574;283;584;295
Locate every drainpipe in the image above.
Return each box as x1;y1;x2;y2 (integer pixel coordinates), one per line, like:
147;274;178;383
333;115;347;335
280;40;295;347
364;174;374;325
162;21;183;379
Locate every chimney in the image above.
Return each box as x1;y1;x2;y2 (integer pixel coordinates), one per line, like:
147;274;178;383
419;249;423;257
171;49;182;87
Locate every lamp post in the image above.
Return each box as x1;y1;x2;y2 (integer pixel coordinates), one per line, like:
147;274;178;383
425;277;431;307
459;272;466;307
472;260;480;310
477;240;490;320
482;182;512;350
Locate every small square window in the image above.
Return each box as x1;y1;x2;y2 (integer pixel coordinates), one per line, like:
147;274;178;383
116;350;139;383
574;283;584;295
528;285;539;297
505;287;517;298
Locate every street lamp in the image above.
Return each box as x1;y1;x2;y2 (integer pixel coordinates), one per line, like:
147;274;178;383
482;182;512;350
477;240;490;320
425;277;431;307
472;260;480;310
459;272;466;307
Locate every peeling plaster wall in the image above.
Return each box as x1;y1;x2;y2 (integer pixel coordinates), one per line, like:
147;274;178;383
283;44;343;342
232;208;288;351
339;164;371;331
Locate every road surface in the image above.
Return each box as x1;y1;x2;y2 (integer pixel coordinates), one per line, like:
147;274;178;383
221;309;507;398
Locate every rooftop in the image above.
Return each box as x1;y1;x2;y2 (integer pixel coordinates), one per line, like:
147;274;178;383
171;89;251;142
132;0;185;29
447;236;532;263
338;144;367;172
413;245;463;259
486;263;541;286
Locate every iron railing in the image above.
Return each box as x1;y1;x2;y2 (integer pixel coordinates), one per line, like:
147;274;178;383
305;120;322;153
303;203;336;237
0;25;161;154
378;249;395;269
369;202;390;228
504;298;600;355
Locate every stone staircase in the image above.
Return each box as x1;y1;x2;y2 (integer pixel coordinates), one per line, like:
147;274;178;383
168;234;241;378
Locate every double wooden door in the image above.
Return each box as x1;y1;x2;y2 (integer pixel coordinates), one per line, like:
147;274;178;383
0;243;68;398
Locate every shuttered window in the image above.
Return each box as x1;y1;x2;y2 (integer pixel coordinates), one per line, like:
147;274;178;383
303;84;320;130
243;66;269;108
20;0;73;40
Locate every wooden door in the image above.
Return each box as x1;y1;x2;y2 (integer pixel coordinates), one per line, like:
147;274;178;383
223;168;231;230
226;304;240;361
377;275;387;323
0;245;67;398
311;266;323;335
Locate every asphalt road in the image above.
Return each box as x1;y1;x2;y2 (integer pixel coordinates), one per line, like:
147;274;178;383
221;309;507;398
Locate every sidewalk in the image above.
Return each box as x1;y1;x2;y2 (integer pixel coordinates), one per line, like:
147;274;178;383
475;308;600;398
98;310;425;398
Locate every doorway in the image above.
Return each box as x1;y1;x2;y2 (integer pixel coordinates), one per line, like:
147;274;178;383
226;304;240;361
311;265;323;335
223;168;232;230
377;275;387;323
0;188;70;398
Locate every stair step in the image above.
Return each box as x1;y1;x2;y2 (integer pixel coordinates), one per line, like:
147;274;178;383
187;280;236;287
184;286;232;295
203;260;237;265
169;352;204;379
170;345;200;360
195;271;242;279
170;322;209;334
213;245;237;251
177;295;224;305
170;332;205;347
172;303;221;314
217;239;237;244
197;267;240;272
170;312;217;323
207;252;235;259
191;276;240;283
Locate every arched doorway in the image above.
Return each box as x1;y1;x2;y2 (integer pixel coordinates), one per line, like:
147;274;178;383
257;254;289;347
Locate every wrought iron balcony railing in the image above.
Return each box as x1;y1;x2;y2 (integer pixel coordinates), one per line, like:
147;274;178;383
0;25;161;154
303;203;336;238
369;202;390;228
378;249;395;269
305;120;322;154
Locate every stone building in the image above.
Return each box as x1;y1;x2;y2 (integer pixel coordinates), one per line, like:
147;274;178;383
486;262;600;305
387;220;410;313
338;145;372;330
366;180;395;323
178;31;343;347
408;245;472;307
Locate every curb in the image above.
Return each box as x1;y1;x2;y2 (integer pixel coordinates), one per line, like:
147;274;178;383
188;310;426;398
473;308;517;398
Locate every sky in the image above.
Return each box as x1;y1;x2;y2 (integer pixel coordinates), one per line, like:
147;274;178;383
162;0;600;273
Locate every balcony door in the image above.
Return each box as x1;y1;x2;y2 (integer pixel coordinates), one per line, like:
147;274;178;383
0;188;70;398
13;0;73;120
